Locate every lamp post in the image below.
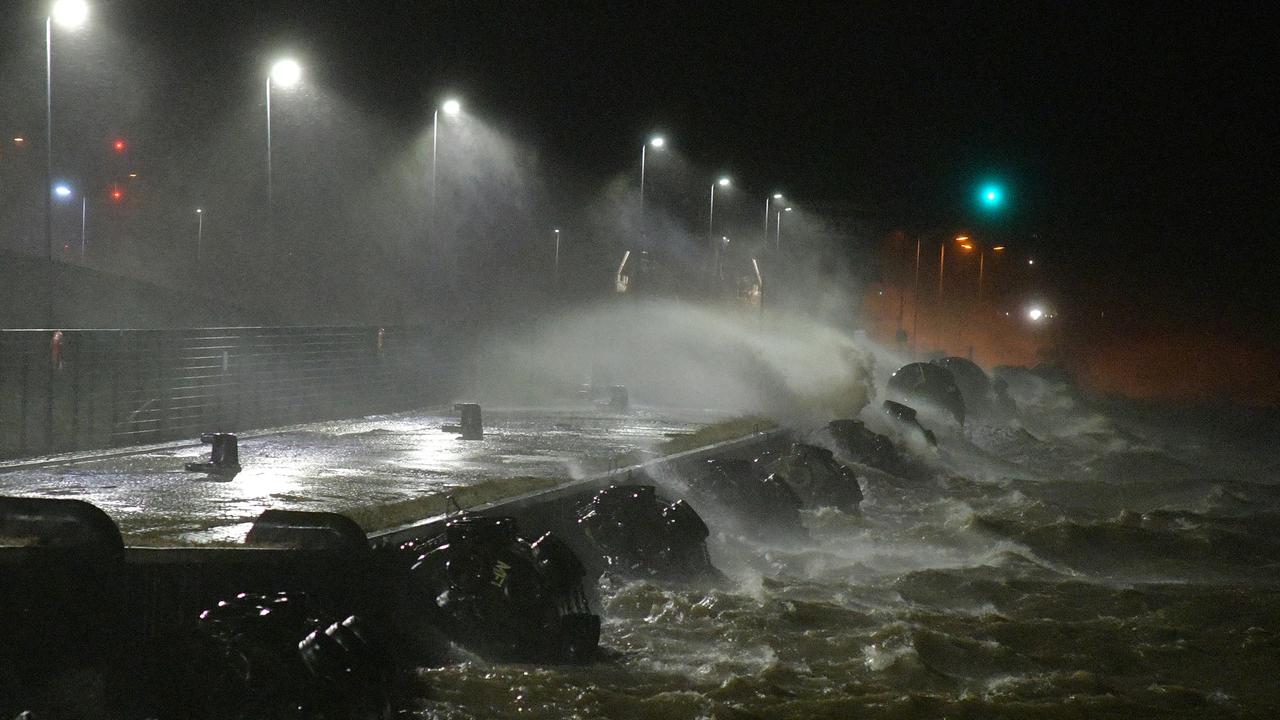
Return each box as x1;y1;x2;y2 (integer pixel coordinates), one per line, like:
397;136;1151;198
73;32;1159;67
708;176;730;253
958;238;1005;303
553;227;560;283
196;208;204;262
639;136;664;217
765;193;782;249
716;236;731;280
982;245;1006;303
431;98;461;221
265;57;301;215
774;205;791;247
45;0;89;326
52;182;77;255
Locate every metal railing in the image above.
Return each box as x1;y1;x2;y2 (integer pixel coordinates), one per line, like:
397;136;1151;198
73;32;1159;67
0;326;444;459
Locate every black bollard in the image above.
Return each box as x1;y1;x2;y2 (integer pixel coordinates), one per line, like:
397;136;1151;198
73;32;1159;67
444;403;483;440
184;432;242;473
608;385;629;412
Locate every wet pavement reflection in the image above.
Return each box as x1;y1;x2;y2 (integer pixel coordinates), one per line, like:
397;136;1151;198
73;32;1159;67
0;405;727;542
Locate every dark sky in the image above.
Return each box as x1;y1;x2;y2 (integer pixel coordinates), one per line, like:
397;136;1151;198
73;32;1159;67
5;1;1278;337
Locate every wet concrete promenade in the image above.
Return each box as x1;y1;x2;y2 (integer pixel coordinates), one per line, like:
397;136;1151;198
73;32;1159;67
0;405;729;543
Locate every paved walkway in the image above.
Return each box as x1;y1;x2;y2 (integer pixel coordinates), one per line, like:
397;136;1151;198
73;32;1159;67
0;405;728;543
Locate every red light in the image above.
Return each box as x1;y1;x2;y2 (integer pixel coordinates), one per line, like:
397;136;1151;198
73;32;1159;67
113;139;126;153
110;187;123;202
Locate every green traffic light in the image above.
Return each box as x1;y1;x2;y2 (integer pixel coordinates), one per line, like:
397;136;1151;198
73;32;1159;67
978;182;1005;210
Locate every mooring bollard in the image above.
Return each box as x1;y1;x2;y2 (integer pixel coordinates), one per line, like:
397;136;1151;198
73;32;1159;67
608;385;629;412
184;432;242;473
443;403;484;440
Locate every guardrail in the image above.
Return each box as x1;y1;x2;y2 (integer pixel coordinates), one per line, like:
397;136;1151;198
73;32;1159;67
0;326;446;459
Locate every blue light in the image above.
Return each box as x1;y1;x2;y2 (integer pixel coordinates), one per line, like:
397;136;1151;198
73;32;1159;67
53;183;73;199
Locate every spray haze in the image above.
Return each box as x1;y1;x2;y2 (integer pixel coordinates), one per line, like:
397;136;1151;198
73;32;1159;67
471;298;876;427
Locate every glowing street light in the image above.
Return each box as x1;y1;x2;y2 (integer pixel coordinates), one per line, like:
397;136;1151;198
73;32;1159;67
765;193;784;248
51;0;89;29
708;176;730;254
266;57;302;213
639;134;665;237
44;0;92;324
775;206;792;248
431;97;463;219
52;182;87;260
269;58;302;88
715;235;731;279
958;237;1006;303
1027;307;1045;322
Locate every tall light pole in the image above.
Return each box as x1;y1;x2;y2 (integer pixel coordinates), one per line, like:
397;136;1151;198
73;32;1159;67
765;193;782;248
708;176;730;252
939;236;965;297
266;57;301;215
639;135;664;245
639;136;664;213
79;193;86;261
45;0;89;326
961;240;1005;303
982;245;1005;303
716;236;731;280
552;227;560;284
431;98;461;221
196;208;204;262
774;205;791;247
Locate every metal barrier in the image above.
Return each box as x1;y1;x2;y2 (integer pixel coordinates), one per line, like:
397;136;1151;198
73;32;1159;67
0;326;444;459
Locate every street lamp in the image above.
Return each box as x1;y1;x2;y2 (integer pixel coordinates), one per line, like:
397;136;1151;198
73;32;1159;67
431;97;462;219
44;0;90;325
51;0;89;29
708;176;730;252
639;135;664;240
196;208;204;262
937;234;971;297
553;227;560;283
266;57;302;212
765;193;783;248
774;206;791;247
716;235;731;280
978;244;1005;303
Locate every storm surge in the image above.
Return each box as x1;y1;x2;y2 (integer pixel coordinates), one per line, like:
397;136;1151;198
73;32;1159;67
405;349;1280;719
468;298;876;428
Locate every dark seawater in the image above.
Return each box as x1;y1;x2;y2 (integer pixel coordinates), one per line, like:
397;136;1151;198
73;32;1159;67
403;392;1280;719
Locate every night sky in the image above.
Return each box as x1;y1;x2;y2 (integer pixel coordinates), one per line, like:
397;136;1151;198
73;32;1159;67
4;1;1278;342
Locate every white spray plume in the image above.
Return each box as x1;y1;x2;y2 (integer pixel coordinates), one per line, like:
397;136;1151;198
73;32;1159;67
469;297;876;429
